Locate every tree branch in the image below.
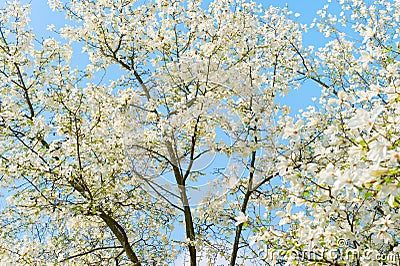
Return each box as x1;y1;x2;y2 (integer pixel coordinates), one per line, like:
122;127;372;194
60;245;123;262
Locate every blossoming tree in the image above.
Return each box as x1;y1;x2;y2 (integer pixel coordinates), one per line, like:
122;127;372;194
249;1;400;265
0;0;399;265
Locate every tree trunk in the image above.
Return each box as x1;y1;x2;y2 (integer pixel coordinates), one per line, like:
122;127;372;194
180;186;197;266
99;211;142;266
